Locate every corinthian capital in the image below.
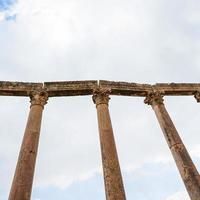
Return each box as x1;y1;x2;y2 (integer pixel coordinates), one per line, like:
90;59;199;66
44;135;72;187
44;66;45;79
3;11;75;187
144;91;164;106
30;90;48;107
92;88;111;106
194;91;200;103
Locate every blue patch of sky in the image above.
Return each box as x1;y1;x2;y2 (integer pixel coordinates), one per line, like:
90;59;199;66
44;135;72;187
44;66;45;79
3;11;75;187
5;13;16;21
0;0;17;12
31;160;199;200
32;173;105;200
124;163;184;200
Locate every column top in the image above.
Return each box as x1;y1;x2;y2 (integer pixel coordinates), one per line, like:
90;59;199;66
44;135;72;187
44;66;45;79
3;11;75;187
30;90;48;107
92;88;111;106
144;91;164;106
194;91;200;103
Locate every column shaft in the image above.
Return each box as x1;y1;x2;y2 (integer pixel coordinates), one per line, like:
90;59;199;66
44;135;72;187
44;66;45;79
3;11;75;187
145;92;200;200
9;91;48;200
93;89;126;200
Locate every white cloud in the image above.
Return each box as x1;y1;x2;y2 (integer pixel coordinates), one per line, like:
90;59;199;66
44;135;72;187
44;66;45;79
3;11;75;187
1;0;200;199
1;0;199;82
0;13;4;21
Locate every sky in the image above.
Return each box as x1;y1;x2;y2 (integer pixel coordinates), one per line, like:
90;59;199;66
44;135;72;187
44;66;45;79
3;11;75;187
0;0;200;199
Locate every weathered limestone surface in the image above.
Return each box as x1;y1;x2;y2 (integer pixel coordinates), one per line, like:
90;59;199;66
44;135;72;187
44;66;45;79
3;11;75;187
99;80;151;96
1;80;200;97
0;81;43;96
93;88;126;200
145;92;200;200
44;80;98;96
9;91;48;200
100;80;200;96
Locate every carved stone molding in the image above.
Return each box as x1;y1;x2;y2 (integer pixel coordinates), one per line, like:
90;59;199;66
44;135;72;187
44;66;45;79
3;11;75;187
144;91;164;106
30;90;48;107
92;88;111;106
194;91;200;103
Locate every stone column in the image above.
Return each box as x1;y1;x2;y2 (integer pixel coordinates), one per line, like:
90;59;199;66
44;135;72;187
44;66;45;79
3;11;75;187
9;90;48;200
93;89;126;200
144;92;200;200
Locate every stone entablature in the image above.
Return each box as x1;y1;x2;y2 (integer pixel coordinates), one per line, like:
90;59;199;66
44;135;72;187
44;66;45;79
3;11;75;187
1;80;200;97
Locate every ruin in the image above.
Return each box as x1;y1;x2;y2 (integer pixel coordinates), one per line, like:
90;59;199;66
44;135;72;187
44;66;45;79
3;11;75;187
1;80;200;200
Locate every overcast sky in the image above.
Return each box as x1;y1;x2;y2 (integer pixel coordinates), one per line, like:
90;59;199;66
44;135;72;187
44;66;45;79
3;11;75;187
1;0;200;199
